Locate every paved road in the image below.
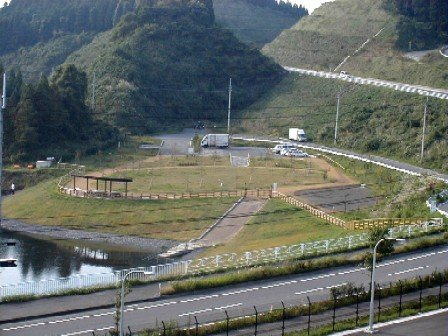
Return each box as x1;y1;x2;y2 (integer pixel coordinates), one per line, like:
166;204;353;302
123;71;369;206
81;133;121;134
349;309;448;336
2;245;447;336
156;129;268;157
284;66;448;100
233;135;448;184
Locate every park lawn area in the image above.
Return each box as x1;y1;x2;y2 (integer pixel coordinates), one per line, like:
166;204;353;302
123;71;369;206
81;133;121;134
109;165;327;194
201;198;351;256
3;179;237;241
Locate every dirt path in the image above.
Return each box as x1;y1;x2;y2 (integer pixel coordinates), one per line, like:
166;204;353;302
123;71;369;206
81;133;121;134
196;197;267;247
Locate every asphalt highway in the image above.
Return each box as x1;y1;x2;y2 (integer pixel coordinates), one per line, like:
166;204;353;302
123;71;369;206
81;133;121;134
2;245;448;336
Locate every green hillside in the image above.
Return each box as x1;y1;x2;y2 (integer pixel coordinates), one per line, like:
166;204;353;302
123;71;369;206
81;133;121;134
240;0;448;172
0;0;306;81
263;0;448;88
65;0;284;133
213;0;307;48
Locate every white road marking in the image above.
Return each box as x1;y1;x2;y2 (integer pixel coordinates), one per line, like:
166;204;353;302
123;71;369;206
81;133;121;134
388;266;429;276
300;273;336;282
180;295;218;303
2;322;46;331
61;330;94;336
179;308;213;317
295;282;347;295
338;268;364;275
215;303;243;310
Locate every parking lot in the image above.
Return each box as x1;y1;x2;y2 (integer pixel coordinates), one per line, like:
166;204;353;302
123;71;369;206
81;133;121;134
294;184;378;213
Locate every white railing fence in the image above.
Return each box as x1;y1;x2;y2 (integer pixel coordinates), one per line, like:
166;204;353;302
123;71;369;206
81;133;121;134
0;222;444;299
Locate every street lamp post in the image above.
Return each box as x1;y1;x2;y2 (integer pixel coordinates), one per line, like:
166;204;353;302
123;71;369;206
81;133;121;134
368;238;405;333
119;270;152;336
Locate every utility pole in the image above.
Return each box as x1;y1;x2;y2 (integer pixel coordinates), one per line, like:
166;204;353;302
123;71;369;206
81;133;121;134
420;97;429;163
227;77;232;135
92;72;96;110
334;93;341;145
1;72;6;227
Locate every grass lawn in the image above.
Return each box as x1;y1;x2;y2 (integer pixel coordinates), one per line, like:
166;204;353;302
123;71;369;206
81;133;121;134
110;166;326;194
3;179;237;241
201;198;351;256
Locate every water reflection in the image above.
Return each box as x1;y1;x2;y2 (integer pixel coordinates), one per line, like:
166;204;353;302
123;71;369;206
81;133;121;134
0;229;164;285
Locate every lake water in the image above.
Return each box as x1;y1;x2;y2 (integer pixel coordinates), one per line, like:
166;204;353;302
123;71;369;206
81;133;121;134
0;229;166;285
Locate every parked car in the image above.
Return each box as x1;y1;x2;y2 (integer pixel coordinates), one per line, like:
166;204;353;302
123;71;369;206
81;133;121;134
272;143;296;154
280;148;309;158
340;71;351;78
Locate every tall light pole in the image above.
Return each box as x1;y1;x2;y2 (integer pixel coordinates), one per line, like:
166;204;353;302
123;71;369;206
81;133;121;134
1;72;6;227
368;238;405;333
334;93;341;145
420;97;429;163
119;270;152;336
227;77;232;135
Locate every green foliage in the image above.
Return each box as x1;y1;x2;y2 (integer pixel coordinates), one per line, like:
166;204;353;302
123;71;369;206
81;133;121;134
391;0;448;50
65;0;284;133
0;0;137;56
3;65;119;162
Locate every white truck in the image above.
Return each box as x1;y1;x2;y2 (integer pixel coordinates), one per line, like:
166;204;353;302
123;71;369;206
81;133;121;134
201;134;229;148
289;128;307;142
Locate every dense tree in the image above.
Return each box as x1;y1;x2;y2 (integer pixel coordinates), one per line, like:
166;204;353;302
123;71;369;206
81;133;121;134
2;64;119;162
0;0;138;56
391;0;448;50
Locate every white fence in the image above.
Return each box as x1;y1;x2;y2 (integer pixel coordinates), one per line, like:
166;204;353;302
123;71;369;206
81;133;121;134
0;222;444;299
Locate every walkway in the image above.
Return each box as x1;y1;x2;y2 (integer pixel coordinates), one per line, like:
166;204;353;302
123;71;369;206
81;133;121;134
196;197;267;247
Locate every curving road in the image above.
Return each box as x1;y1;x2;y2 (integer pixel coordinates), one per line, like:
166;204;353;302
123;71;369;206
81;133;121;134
284;66;448;100
2;246;448;336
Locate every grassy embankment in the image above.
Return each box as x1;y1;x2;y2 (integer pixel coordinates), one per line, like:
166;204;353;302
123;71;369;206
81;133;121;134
240;0;448;173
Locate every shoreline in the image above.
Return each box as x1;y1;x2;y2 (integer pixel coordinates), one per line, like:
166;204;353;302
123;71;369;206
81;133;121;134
1;219;178;252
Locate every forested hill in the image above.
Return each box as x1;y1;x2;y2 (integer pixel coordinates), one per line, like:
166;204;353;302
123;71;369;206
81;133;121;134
391;0;448;51
0;0;138;56
214;0;308;48
65;0;284;133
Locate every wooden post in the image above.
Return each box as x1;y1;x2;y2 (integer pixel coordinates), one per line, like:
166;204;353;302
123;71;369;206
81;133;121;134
109;181;112;195
73;176;76;189
125;182;128;197
86;178;89;191
96;179;99;190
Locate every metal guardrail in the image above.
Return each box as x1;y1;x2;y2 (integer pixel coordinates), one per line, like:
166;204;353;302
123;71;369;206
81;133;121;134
0;222;444;299
285;66;448;100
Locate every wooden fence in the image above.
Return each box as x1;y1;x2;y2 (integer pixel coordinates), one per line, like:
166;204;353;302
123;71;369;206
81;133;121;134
60;188;273;200
275;193;348;228
347;217;444;230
